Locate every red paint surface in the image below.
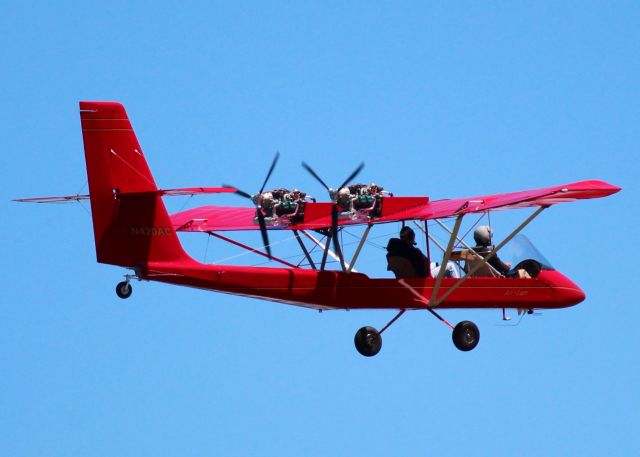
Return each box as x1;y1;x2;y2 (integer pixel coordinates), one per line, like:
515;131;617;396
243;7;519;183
79;101;616;312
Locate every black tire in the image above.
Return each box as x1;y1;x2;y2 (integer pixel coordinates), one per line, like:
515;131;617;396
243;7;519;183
354;326;382;357
452;321;480;351
115;281;132;299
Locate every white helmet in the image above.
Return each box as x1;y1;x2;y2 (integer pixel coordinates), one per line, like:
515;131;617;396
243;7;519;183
474;225;493;246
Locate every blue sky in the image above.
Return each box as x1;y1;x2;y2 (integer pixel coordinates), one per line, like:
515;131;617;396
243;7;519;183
2;2;638;456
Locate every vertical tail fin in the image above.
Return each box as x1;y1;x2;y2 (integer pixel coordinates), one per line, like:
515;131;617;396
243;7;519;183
80;101;190;267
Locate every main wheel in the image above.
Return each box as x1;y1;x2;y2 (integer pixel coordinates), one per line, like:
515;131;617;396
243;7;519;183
354;326;382;357
115;281;132;299
452;321;480;351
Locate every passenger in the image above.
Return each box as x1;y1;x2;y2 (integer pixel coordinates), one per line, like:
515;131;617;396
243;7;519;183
430;261;460;278
386;226;429;278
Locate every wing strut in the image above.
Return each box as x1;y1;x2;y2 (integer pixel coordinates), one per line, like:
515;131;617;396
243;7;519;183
347;224;373;273
293;230;317;270
414;221;466;272
432;218;502;277
428;215;464;306
300;230;356;272
320;232;332;270
207;231;299;269
432;206;547;307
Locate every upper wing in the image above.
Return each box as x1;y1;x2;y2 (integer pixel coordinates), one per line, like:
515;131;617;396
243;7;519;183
172;205;258;231
411;179;621;220
171;180;620;232
156;186;237;197
171;197;430;232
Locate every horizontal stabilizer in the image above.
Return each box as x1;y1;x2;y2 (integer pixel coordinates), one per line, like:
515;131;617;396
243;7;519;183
14;186;237;203
14;194;90;203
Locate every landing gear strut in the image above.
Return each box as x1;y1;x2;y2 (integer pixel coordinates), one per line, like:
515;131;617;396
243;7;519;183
353;309;481;356
115;281;132;299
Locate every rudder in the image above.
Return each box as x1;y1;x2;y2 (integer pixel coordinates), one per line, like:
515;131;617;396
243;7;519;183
80;101;189;267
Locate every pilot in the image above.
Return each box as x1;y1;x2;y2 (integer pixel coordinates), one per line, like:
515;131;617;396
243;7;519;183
386;226;429;278
470;225;511;276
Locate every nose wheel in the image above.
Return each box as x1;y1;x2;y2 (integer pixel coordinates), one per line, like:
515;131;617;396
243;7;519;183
115;281;133;299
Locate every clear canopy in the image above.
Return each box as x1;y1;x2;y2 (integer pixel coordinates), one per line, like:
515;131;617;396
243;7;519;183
503;234;554;270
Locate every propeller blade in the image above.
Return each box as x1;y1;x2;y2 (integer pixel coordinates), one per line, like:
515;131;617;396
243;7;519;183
338;162;365;192
222;184;253;200
255;209;272;258
301;162;332;193
300;160;364;272
259;152;280;194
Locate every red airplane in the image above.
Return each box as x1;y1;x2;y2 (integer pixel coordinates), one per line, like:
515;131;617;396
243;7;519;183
17;101;620;356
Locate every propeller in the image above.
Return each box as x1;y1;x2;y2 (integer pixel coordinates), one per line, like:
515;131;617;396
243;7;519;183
224;152;280;258
301;161;364;271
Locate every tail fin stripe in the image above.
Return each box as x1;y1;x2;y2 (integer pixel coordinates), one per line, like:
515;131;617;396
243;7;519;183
111;150;157;187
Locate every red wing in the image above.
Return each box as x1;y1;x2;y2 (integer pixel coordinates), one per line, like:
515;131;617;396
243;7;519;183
171;202;348;232
378;179;620;221
429;179;620;218
171;180;620;232
172;206;258;231
157;187;237;197
171;199;429;232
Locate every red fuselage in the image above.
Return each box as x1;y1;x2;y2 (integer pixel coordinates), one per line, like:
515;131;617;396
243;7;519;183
142;260;585;311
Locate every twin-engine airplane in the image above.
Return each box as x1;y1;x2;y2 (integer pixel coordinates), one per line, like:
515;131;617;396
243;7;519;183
17;102;620;356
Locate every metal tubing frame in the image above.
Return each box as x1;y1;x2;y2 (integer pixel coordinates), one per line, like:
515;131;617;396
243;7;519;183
347;224;373;273
432;206;547;307
398;279;455;330
332;223;347;273
433;217;502;277
300;230;356;272
428;214;464;306
208;231;299;269
424;220;431;270
320;232;331;270
413;221;460;266
379;309;406;334
414;220;464;272
293;230;317;270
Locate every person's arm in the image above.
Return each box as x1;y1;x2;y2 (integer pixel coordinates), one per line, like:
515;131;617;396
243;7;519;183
488;254;511;275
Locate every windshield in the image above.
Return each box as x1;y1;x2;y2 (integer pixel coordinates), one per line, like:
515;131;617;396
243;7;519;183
504;235;554;270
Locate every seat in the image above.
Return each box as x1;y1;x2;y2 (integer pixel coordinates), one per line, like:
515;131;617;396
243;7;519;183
463;256;500;277
387;255;419;279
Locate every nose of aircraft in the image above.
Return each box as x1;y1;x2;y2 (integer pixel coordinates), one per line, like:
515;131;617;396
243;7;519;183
553;273;586;307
